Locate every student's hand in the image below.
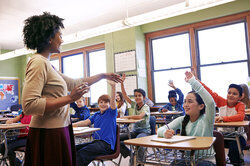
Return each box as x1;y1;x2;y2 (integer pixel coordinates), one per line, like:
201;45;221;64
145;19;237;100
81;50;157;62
215;116;224;122
120;116;128;119
168;81;176;89
164;129;175;138
72;123;78;127
6;119;14;124
185;71;194;82
104;73;122;83
161;108;168;112
69;83;90;102
121;73;126;83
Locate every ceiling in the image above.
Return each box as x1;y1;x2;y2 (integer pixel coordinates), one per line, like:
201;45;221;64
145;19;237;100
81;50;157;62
0;0;185;50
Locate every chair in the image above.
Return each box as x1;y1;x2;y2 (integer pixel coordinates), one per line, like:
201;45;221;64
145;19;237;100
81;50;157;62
213;130;226;166
94;125;120;166
150;116;156;135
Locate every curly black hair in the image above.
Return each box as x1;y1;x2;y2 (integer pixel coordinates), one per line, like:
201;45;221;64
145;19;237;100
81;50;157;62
23;12;64;53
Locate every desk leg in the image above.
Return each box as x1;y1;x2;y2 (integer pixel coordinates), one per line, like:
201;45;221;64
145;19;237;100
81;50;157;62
190;150;196;166
235;135;244;164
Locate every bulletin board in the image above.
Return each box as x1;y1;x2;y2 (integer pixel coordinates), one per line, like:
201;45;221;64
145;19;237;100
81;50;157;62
0;77;20;110
114;50;136;72
116;75;137;96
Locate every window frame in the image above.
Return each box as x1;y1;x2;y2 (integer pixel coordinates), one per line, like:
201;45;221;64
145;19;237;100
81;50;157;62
146;11;250;104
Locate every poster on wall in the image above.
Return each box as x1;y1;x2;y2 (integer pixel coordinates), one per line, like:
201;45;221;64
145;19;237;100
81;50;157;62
0;77;20;111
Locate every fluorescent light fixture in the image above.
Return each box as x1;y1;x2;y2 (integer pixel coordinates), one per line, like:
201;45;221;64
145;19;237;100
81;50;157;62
0;0;235;61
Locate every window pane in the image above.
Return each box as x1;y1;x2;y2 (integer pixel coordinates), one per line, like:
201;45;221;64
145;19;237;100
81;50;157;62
154;69;192;103
89;50;107;104
50;59;59;71
62;53;84;79
200;62;248;98
198;22;247;64
152;33;191;70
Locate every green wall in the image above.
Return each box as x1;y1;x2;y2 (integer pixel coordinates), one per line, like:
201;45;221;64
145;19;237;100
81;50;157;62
0;0;249;98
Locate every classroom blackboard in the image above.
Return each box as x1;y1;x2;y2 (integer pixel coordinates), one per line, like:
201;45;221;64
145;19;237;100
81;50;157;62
0;77;20;110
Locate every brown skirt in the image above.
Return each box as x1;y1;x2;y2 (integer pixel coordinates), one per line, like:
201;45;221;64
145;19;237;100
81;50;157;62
24;125;77;166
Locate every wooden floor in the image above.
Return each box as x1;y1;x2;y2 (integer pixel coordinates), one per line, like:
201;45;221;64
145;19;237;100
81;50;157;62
90;149;250;166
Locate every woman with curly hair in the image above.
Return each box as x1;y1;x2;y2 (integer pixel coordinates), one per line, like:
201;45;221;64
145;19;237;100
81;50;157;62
22;12;121;166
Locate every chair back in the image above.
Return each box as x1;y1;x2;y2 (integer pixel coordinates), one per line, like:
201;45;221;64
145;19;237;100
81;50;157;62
95;125;120;160
213;130;226;166
150;116;156;135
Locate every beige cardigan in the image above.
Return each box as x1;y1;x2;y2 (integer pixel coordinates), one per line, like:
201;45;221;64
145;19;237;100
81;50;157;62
22;54;84;128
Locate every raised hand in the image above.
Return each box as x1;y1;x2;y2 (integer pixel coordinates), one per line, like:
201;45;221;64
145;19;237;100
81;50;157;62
168;80;176;89
185;71;194;82
69;82;90;102
121;73;126;83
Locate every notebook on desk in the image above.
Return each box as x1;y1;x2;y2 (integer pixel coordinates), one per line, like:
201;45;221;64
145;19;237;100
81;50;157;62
151;136;196;143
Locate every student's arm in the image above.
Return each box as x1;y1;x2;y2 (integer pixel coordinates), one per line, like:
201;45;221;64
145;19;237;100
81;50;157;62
157;116;183;138
5;115;22;124
199;80;226;107
73;119;91;127
120;74;132;104
70;102;79;110
175;88;184;105
185;72;215;124
158;104;169;112
108;80;116;110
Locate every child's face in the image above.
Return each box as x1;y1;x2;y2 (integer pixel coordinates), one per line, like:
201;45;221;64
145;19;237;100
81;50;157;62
134;92;145;104
116;93;121;102
76;98;85;107
183;93;204;116
98;100;110;111
169;97;177;106
227;88;241;106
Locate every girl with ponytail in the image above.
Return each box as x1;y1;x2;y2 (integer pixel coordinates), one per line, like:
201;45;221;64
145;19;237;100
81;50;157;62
157;71;215;157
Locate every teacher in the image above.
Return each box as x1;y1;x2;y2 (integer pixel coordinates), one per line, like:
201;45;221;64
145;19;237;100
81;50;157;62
22;12;121;166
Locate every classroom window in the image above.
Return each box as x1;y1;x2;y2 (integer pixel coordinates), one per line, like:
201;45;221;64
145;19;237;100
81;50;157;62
151;33;191;103
146;12;250;104
88;49;107;105
50;59;60;71
197;22;249;98
62;53;84;79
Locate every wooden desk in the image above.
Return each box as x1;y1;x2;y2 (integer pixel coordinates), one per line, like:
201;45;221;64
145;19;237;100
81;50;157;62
150;107;160;112
0;123;29;165
214;121;249;127
150;111;182;116
73;127;100;136
0;117;12;123
214;121;249;164
124;135;216;166
116;118;143;124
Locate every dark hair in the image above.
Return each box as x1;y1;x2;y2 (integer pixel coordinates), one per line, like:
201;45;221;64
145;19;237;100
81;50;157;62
116;92;125;108
98;94;111;104
23;12;64;53
181;91;205;136
168;90;177;100
134;89;146;97
229;84;243;97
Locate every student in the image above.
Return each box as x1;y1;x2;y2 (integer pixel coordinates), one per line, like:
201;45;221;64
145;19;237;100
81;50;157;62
240;83;250;109
22;12;122;166
157;71;215;160
158;80;185;115
70;96;90;121
116;92;127;117
120;73;151;159
200;81;246;165
0;112;31;166
73;81;117;166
